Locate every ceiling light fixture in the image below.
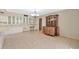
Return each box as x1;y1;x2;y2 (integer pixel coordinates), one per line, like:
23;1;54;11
30;9;39;16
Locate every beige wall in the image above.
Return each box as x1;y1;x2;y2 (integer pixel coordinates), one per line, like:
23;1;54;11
37;9;79;40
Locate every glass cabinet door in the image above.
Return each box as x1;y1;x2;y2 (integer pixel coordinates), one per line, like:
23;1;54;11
12;16;15;24
8;16;11;24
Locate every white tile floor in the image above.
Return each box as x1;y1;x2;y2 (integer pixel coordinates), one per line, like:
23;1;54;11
3;31;79;49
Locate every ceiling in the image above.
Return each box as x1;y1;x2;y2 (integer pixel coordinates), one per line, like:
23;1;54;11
0;9;64;16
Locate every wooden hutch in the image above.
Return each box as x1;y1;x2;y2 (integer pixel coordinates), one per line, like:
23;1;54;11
43;15;59;36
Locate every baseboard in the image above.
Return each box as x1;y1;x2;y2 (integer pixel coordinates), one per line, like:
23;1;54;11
61;33;79;40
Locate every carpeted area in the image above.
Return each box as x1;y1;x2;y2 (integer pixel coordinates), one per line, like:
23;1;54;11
3;31;79;49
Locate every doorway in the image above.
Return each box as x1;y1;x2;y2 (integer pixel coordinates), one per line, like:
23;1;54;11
39;18;42;31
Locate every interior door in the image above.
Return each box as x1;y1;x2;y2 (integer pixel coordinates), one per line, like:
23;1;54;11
39;18;42;31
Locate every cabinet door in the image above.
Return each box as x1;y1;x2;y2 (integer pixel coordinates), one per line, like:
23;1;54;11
49;27;55;36
8;16;11;24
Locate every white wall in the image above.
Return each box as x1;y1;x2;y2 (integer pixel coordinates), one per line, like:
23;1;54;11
58;10;79;40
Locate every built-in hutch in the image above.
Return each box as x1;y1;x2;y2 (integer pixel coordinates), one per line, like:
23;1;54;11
43;15;59;36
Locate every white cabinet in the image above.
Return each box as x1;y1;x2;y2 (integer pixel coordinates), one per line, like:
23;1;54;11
0;15;28;25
